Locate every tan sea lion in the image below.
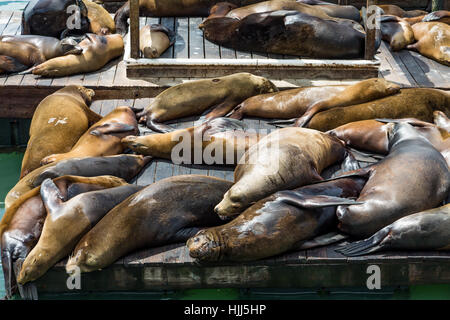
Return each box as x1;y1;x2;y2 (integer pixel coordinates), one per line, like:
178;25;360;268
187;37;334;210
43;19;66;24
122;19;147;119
5;154;151;210
66;175;233;273
407;22;450;66
136;73;278;133
377;5;428;18
0;41;46;73
139;24;175;58
214;127;356;219
188;177;366;262
20;86;100;179
305;88;450;132
123;118;265;165
0;175;128;298
40;106;138;165
83;0;116;35
17;180;142;285
380;15;415;51
434;110;450;132
32;33;124;77
335;122;450;238
337;204;450;256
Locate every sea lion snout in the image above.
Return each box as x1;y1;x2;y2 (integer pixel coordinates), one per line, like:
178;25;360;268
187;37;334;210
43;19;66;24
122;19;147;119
187;230;220;261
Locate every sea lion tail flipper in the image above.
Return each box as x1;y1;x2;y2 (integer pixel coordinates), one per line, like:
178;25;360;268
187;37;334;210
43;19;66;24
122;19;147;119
422;11;448;22
275;191;364;209
90;123;137;136
146;119;174;133
201;117;248;137
204;100;240;120
341;150;361;172
294;232;349;250
18;282;38;300
15;66;36;75
433;111;450;131
1;249;15;299
267;118;297;126
40;178;65;215
406;42;419;51
336;227;391;256
375;118;432;127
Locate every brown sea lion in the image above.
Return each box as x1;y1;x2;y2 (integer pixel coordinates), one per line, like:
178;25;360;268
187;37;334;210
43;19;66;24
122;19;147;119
20;85;100;179
40;106;138;165
188;177;366;262
66;175;233;273
0;56;28;74
305;88;450;132
295;0;360;21
114;0;265;35
83;0;116;35
17;181;143;285
407;22;450;66
5;154;151;210
214;127;356;219
335;122;450;238
123;118;265;165
403;10;450;25
32;34;124;77
379;15;415;51
139;24;176;58
377;5;427;18
136;73;277;133
337;204;450;256
0;175;128;298
0;41;46;73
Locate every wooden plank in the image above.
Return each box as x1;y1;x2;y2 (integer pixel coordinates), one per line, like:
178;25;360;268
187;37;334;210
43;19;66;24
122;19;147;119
409;51;449;89
129;0;140;59
174;18;189;59
99;99;118;117
159;18;175;59
396;50;434;87
0;11;14;35
379;42;415;87
189;17;204;59
2;11;21;35
89;100;103;115
154;159;174;182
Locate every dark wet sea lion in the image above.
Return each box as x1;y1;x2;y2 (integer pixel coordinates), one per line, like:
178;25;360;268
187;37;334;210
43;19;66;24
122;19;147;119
380;15;415;51
407;22;450;66
0;175;128;298
214;127;354;218
66;175;233;273
22;0;90;38
0;41;46;73
0;56;28;74
123;118;265;164
136;73;277;133
306;88;450;132
335;122;450;238
188;177;366;262
337;204;450;256
40;106;138;165
17;181;142;285
5;154;151;210
20;86;100;179
377;5;427;18
114;0;265;35
139;24;176;58
32;34;124;77
201;10;369;58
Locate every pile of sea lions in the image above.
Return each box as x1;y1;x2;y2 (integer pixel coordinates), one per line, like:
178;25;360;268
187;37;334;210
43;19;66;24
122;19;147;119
1;75;448;299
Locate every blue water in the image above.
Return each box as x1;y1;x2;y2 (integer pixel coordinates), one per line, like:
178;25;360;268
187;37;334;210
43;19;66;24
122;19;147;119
0;0;28;10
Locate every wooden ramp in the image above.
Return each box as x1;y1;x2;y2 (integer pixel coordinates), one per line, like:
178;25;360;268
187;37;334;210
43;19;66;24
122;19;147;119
29;98;450;297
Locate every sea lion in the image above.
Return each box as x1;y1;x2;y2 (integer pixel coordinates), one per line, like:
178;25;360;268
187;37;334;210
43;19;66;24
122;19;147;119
214;127;355;219
377;5;428;18
337;204;450;256
0;56;28;74
403;10;450;25
40;106;138;165
0;175;128;298
17;181;142;285
139;24;175;58
434;110;450;132
20;85;100;179
229;79;400;121
32;33;124;77
407;22;450;66
200;10;369;58
379;15;415;51
295;0;360;21
136;73;277;133
114;0;265;35
66;175;233;273
22;0;90;38
0;41;46;73
83;0;116;35
335;122;450;238
188;177;366;262
5;154;151;210
305;88;450;132
123;118;265;165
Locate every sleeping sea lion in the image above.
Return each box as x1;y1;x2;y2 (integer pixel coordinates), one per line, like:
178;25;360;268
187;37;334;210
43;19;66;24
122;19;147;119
214;127;356;219
0;175;128;298
32;33;124;77
5;154;151;210
407;22;450;66
335;122;450;238
17;181;142;285
0;56;28;74
20;85;101;179
379;15;415;51
66;175;233;273
377;4;428;18
122;118;265;164
136;73;277;133
40;106;138;165
188;177;366;262
0;41;46;73
337;204;450;256
139;24;175;58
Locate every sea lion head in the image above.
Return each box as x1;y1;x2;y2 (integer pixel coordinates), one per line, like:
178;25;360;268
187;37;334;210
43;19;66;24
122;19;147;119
16;250;46;285
187;229;222;261
214;187;246;219
67;85;95;105
246;73;278;94
387;122;429;150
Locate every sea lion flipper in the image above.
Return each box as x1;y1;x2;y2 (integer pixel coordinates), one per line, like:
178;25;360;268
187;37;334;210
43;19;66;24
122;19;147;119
204;100;240;120
336;227;390;256
341;150;361;172
422;11;449;22
1;250;14;299
0;55;29;73
40;178;65;216
267;118;297;126
17;282;38;300
90;122;136;136
275;191;363;209
294;232;349;250
201;117;248;137
146;119;174;133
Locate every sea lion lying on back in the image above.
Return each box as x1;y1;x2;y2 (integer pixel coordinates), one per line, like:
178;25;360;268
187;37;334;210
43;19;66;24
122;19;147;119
380;15;415;51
